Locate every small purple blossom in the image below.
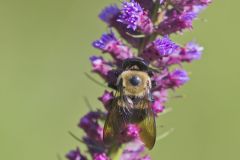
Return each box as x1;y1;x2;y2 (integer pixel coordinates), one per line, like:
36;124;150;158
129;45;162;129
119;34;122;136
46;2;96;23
143;41;203;67
169;69;190;87
153;36;180;56
92;32;117;50
90;56;112;80
79;111;103;141
151;90;168;115
66;148;87;160
152;100;165;115
93;153;110;160
120;124;140;142
93;32;133;61
154;69;189;89
98;90;114;110
121;141;147;160
141;36;179;63
82;136;106;155
118;0;153;34
180;42;204;62
157;3;206;35
99;5;120;24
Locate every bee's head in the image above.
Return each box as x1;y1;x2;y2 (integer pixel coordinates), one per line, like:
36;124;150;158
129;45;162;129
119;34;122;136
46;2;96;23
122;58;149;71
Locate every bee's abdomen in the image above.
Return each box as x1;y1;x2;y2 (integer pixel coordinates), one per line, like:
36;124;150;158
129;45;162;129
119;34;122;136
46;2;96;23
118;106;148;123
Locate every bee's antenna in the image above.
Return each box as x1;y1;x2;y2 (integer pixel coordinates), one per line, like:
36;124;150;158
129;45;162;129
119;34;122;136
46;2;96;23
84;72;107;88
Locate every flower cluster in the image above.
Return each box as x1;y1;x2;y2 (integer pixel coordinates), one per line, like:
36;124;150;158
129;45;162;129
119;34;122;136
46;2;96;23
66;0;211;159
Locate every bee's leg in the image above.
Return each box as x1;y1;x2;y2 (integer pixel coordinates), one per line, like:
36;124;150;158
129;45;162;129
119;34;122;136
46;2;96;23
121;105;131;117
125;105;132;115
123;96;133;113
122;107;127;115
147;90;154;102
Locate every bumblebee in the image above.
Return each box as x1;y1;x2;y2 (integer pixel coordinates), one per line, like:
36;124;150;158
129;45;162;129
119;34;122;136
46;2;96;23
103;58;156;149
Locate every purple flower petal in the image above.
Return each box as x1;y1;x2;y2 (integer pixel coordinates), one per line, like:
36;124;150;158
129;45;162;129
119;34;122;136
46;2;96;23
153;69;189;89
98;90;114;110
89;56;112;80
99;5;120;24
157;3;207;35
79;111;104;141
153;36;180;56
169;69;189;87
118;0;153;34
93;153;110;160
121;140;146;160
120;124;140;142
66;148;87;160
92;32;133;61
152;100;165;115
180;42;204;62
141;36;179;62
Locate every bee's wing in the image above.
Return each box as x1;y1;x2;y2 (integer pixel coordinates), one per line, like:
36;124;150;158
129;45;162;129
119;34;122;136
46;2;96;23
103;98;121;145
138;100;156;149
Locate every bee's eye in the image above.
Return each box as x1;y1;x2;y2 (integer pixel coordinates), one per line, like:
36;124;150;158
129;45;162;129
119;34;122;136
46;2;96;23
129;76;141;86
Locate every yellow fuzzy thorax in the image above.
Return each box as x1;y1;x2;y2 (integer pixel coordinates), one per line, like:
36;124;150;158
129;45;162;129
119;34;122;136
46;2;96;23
118;70;151;97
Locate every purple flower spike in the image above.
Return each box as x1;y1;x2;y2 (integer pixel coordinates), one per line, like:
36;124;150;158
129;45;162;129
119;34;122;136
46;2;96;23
92;32;133;61
93;153;110;160
180;42;204;62
98;90;114;110
66;148;87;160
66;0;211;158
118;0;154;34
90;56;112;80
170;69;190;87
99;5;120;24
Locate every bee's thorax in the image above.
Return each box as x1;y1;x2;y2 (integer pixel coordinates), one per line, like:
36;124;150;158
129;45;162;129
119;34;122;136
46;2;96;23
117;70;152;97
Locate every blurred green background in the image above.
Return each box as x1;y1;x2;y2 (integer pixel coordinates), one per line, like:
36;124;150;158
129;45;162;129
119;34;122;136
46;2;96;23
0;0;239;160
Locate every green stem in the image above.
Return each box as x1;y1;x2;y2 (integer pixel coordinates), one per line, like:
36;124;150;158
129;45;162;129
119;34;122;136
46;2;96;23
108;144;123;160
138;1;160;55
